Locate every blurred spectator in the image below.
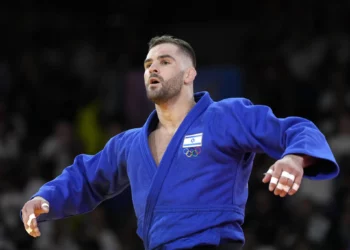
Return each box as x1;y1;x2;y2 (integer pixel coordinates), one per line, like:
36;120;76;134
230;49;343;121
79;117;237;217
329;112;350;158
39;120;83;179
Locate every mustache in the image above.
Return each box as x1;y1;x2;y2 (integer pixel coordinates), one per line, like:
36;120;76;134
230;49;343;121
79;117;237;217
149;73;164;82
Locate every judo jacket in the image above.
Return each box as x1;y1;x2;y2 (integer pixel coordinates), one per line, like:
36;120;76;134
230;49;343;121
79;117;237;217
26;91;339;250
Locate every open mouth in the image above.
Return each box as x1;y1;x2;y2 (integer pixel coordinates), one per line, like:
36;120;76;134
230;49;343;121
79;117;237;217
149;78;160;85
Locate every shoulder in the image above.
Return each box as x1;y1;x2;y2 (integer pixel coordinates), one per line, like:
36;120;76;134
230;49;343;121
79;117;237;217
201;98;254;129
210;97;254;113
108;128;142;146
218;97;253;106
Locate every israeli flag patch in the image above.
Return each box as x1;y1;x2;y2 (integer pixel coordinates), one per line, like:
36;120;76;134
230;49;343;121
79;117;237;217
183;133;203;148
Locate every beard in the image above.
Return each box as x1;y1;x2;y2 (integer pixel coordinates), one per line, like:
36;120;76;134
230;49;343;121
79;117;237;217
146;71;184;104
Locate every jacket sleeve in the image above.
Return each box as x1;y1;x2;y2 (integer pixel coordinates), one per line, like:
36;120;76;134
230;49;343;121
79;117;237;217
29;132;129;223
224;98;340;180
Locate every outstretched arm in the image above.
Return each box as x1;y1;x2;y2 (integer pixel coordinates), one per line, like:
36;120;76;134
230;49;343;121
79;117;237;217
223;98;339;196
21;133;129;236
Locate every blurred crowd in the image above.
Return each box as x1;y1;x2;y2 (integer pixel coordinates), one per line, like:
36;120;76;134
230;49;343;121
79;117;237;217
1;1;350;250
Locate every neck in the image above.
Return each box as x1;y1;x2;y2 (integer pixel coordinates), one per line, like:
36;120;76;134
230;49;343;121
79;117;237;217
155;92;195;133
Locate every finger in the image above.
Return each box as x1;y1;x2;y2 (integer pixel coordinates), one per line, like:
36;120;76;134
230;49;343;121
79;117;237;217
41;202;49;211
32;217;38;228
34;202;50;215
281;171;295;189
288;174;302;196
27;213;36;227
32;202;49;228
274;182;282;196
26;226;33;235
276;182;290;197
26;227;32;234
31;229;41;238
269;166;282;192
25;223;41;238
25;226;37;237
275;171;295;197
34;227;41;237
27;213;39;236
262;168;274;183
26;213;38;232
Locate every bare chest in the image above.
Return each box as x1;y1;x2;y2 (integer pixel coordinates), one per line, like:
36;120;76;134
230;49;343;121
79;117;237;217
148;130;174;166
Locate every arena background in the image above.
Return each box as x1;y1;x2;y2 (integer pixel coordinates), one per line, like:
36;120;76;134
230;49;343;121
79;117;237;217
0;1;349;250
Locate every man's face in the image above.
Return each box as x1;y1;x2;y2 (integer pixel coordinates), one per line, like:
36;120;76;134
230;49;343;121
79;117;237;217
144;43;185;104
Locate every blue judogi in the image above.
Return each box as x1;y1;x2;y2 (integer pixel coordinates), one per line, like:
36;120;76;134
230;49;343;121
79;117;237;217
27;91;339;250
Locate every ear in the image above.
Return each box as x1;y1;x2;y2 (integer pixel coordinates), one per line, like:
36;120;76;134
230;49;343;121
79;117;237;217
184;67;197;85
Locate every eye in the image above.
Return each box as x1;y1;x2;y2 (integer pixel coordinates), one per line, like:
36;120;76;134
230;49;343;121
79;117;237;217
161;61;170;65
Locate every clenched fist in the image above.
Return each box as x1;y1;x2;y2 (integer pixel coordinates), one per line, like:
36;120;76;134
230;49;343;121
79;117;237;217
21;196;50;237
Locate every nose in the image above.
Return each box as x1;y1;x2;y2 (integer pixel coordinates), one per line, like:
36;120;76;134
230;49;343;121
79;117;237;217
148;64;159;74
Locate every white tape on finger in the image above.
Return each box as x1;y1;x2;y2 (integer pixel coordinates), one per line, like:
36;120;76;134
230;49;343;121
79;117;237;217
283;185;290;192
292;183;300;191
267;169;274;175
281;171;295;182
42;203;49;209
26;227;33;234
270;177;278;185
27;213;36;227
276;183;290;193
276;183;291;192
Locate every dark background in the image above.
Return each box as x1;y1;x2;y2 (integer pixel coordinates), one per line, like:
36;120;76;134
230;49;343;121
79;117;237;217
0;1;349;249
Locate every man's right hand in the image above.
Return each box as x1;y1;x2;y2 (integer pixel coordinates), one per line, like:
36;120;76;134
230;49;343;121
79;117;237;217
21;196;50;237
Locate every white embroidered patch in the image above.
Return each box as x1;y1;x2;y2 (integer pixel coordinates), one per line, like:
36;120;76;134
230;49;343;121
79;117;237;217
183;133;203;148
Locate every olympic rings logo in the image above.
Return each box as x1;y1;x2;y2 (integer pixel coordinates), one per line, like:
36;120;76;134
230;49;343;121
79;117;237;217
183;147;202;157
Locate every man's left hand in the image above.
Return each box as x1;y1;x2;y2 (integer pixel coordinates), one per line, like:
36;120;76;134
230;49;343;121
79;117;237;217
262;154;307;197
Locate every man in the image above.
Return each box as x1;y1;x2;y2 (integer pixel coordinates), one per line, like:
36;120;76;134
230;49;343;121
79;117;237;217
21;35;340;250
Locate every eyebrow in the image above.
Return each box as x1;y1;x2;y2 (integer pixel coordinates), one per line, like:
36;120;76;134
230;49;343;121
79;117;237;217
144;54;176;65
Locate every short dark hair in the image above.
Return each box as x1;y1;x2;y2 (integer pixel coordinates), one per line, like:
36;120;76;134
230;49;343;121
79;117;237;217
148;35;197;68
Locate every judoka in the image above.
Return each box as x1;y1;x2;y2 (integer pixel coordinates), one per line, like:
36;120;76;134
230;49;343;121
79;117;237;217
21;35;340;250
